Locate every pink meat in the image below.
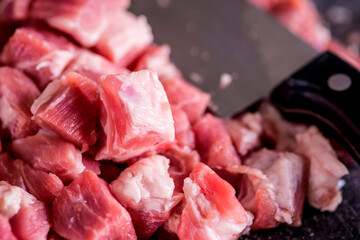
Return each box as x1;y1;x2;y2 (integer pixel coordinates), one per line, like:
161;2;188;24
96;70;175;162
0;153;64;203
0;181;50;240
223;112;263;156
64;50;129;83
1;27;77;89
177;163;253;240
10;131;84;182
95;11;153;67
233;148;307;229
52;171;136;240
110;155;183;239
171;107;196;149
161;145;200;192
294;126;349;212
82;155;101;175
31;72;98;150
0;67;40;139
0;214;17;240
193;113;241;168
31;0;130;47
0;0;31;22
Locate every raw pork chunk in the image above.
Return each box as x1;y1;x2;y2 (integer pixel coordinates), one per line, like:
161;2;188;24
1;27;77;89
177;163;253;240
10;131;84;182
95;11;153;67
171;107;195;149
0;67;40;139
64;50;129;83
110;155;182;239
96;70;175;162
31;0;130;47
31;72;98;150
223;112;263;156
134;45;210;123
82;155;101;175
0;153;64;203
234;148;307;229
0;214;17;240
294;126;349;212
0;0;31;22
0;181;50;240
52;171;136;240
193;113;241;168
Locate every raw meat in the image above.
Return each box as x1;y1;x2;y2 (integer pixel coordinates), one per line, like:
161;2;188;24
1;27;77;89
171;106;195;149
31;72;98;150
52;171;136;240
193;113;241;168
31;0;130;47
0;66;40;139
294;126;349;212
0;181;50;240
82;155;101;175
0;214;17;240
0;0;31;22
110;155;182;239
223;112;263;156
234;148;307;229
64;50;129;83
95;11;153;67
10;131;84;182
0;153;64;203
177;163;253;240
96;70;175;162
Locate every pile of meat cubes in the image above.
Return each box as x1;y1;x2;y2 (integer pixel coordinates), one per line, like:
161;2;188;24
0;0;349;239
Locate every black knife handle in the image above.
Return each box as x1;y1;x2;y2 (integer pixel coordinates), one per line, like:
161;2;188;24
270;52;360;162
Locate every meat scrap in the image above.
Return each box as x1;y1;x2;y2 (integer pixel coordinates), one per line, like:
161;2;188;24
0;181;50;240
31;72;98;151
0;0;32;22
110;155;182;239
1;27;77;89
233;148;307;229
96;70;175;162
0;214;17;240
0;66;40;139
171;106;196;149
52;171;136;240
177;163;253;240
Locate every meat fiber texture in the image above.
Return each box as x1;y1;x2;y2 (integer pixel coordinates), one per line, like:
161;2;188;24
31;0;130;47
110;155;183;239
134;45;210;123
233;148;307;229
31;72;98;151
177;163;253;240
96;70;175;162
0;66;40;139
0;0;32;22
1;27;78;89
9;130;84;182
52;171;136;240
0;181;50;240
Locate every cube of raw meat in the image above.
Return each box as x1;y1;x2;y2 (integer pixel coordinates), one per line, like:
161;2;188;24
172;107;195;149
0;67;40;139
1;27;77;89
0;0;32;22
0;153;64;203
233;148;307;229
64;50;129;83
10;131;84;182
31;0;130;47
110;155;182;239
178;163;253;240
95;11;153;67
96;70;175;162
52;171;136;240
223;112;263;156
294;126;349;212
161;145;200;192
0;181;50;240
31;72;98;150
193;113;241;168
0;214;17;240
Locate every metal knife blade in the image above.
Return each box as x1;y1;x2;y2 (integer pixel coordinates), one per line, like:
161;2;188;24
130;0;319;117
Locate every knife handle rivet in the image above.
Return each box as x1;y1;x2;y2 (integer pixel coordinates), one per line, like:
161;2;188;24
327;73;352;92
